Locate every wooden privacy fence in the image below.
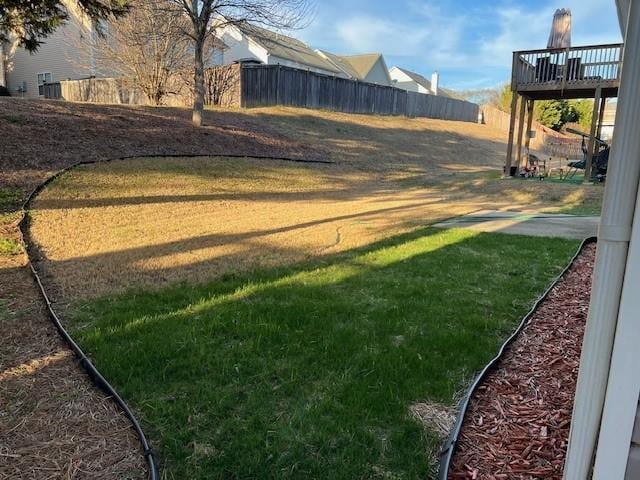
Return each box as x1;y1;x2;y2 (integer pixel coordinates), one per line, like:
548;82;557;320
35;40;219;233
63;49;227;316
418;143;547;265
46;66;238;107
43;82;62;100
239;64;480;122
480;105;583;159
43;64;480;123
49;77;151;105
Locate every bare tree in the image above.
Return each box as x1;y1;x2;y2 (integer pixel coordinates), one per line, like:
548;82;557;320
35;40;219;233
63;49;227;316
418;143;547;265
89;0;191;105
168;0;312;126
204;64;239;106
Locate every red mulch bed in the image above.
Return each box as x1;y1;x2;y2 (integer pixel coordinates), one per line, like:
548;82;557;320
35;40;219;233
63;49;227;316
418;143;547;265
449;242;596;480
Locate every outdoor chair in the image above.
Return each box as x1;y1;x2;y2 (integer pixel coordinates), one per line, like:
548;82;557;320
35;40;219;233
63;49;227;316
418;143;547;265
566;58;583;81
566;139;609;181
536;57;558;82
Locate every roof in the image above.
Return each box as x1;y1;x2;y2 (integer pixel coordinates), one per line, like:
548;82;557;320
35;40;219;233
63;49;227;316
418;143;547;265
392;66;432;91
316;50;361;79
235;23;341;73
338;54;387;80
390;66;461;99
438;88;461;100
317;52;392;85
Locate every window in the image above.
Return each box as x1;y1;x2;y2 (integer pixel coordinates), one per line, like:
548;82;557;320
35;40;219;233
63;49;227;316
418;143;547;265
37;72;53;96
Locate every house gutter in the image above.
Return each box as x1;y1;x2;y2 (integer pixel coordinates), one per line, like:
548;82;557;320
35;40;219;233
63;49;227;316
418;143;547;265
592;132;640;478
563;1;640;478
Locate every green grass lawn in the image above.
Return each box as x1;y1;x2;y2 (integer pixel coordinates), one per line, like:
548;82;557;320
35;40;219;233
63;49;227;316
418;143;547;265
0;237;21;255
69;228;578;479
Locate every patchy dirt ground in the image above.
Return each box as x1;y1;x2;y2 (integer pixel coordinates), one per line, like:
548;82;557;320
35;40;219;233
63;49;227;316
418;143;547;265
0;98;603;479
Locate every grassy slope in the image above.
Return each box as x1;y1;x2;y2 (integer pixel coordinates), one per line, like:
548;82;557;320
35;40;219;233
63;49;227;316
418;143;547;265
70;228;578;479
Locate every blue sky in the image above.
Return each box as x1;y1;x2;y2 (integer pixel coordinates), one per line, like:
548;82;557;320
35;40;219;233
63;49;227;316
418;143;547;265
296;0;622;91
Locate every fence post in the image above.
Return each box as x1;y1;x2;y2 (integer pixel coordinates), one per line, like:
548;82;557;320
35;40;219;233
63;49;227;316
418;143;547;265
239;65;246;108
276;64;281;105
306;69;310;108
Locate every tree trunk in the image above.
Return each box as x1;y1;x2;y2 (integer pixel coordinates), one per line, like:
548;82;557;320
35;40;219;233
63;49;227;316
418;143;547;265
192;40;205;126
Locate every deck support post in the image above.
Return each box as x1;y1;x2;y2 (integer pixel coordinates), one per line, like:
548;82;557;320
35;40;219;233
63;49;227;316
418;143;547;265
523;99;535;164
515;95;528;170
504;92;519;177
584;86;602;182
596;95;607;140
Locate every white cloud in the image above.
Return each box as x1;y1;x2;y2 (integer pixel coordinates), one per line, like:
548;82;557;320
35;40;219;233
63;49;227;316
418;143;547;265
299;0;622;89
330;6;467;64
476;7;550;67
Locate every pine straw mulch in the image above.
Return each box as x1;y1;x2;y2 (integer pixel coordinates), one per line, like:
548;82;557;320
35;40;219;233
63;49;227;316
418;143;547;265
0;254;146;479
448;242;595;480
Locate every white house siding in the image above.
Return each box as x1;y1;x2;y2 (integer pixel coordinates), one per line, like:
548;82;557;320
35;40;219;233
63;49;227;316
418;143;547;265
218;27;337;76
5;13;94;98
389;67;431;94
392;79;429;94
362;59;391;86
219;27;269;65
211;48;224;65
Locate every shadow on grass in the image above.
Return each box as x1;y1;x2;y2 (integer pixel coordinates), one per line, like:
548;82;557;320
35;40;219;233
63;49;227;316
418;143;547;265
69;227;579;480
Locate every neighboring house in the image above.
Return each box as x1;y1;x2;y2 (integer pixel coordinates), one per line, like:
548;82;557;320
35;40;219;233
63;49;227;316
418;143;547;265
389;66;432;94
217;21;391;87
317;51;392;86
216;22;344;76
389;65;460;98
599;99;617;140
3;0;97;98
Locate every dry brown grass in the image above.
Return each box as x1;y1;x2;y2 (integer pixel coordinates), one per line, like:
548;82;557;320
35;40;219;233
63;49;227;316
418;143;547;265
30;150;601;304
28;108;603;304
242;106;508;174
29;156;477;301
1;101;603;478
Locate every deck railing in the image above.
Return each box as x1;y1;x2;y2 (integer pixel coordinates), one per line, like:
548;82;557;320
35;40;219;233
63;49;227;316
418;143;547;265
512;43;623;91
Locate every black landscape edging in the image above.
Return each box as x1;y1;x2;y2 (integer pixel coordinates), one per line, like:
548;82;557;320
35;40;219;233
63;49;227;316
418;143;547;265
17;153;331;480
437;236;597;480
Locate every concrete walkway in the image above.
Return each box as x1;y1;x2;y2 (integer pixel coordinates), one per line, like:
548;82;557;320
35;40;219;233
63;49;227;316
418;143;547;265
433;210;599;239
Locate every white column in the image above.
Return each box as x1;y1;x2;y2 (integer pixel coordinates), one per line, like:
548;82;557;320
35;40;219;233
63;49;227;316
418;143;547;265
563;0;640;478
593;160;640;479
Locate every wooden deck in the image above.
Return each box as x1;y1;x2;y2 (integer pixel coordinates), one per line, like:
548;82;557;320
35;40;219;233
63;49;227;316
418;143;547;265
512;43;623;100
505;43;623;180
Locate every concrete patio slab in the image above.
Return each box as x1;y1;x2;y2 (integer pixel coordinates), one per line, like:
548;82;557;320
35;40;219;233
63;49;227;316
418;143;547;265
433;210;599;239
